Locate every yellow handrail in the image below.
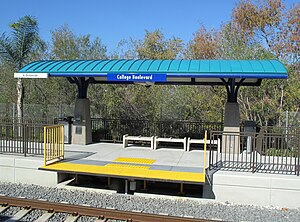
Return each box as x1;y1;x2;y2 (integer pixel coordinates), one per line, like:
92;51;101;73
44;125;64;166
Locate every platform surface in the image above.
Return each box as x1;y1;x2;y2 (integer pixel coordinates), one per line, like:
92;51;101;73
40;143;208;183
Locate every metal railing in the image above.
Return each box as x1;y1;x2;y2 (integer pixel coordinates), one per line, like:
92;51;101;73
91;118;223;142
209;128;300;175
203;130;208;175
44;125;64;166
0;123;45;156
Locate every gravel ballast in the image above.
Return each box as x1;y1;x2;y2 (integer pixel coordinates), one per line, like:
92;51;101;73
0;182;299;222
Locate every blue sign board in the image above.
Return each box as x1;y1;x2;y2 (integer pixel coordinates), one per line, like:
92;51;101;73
107;73;166;82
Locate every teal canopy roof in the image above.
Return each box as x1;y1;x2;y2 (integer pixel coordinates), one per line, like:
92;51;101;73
17;59;287;86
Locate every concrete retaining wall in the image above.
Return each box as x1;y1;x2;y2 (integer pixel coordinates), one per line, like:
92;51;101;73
211;171;300;209
1;154;300;208
0;155;58;187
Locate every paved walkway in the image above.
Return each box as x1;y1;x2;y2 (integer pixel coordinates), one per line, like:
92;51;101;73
41;143;208;183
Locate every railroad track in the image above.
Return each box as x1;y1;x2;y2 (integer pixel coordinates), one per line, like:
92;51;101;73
0;195;218;222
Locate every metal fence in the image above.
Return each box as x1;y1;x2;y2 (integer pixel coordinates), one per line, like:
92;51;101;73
209;128;300;175
91;118;223;142
0;123;45;156
0;117;57;156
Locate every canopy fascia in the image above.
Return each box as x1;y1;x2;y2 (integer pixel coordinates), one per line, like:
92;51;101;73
15;59;288;87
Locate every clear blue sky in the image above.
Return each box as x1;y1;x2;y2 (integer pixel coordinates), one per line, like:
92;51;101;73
1;0;298;53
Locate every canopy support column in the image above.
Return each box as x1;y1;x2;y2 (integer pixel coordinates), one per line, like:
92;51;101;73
69;77;92;145
221;78;244;127
221;78;245;154
221;78;245;126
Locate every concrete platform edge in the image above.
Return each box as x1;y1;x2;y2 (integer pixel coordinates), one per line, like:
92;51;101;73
0;155;58;187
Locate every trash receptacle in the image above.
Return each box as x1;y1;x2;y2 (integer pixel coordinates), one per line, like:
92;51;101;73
58;116;73;144
243;120;256;153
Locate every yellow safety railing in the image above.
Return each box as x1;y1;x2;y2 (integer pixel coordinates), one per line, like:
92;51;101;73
203;130;207;176
44;125;64;166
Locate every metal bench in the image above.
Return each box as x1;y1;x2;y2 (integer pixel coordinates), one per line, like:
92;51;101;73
123;134;155;149
154;137;187;150
187;137;220;151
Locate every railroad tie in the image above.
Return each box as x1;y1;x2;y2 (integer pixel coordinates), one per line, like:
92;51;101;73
64;215;80;222
94;219;106;222
0;206;9;214
34;212;55;222
4;209;31;222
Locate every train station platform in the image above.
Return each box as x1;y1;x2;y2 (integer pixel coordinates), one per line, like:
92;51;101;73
40;143;207;184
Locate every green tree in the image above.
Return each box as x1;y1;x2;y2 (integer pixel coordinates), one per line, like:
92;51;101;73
183;25;226;122
218;22;275;60
232;0;299;64
215;20;282;125
0;63;16;104
231;0;299;125
185;25;219;59
134;29;183;59
132;30;184;120
98;30;185;120
51;25;107;60
49;25;107;108
51;25;78;59
283;64;300;123
110;39;137;59
0;15;44;119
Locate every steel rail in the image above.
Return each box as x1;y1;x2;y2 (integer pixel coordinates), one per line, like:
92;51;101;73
0;195;217;222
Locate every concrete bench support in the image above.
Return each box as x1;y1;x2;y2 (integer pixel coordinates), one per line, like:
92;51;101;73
154;137;187;150
187;138;220;152
123;135;154;149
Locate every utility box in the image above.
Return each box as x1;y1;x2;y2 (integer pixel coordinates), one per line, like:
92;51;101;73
58;116;73;144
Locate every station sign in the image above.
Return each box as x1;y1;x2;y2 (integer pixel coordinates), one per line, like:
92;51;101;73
14;73;48;78
107;73;166;82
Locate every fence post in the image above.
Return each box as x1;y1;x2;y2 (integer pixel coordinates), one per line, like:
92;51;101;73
203;130;207;175
252;134;256;173
286;111;289;128
159;121;163;137
61;125;64;159
208;131;212;170
23;124;28;157
12;103;16;120
44;126;47;166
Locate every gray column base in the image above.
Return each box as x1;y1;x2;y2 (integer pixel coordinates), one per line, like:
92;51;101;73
222;127;240;154
222;102;240;154
71;98;92;145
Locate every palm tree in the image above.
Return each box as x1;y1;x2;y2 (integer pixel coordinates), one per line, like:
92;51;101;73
0;15;42;119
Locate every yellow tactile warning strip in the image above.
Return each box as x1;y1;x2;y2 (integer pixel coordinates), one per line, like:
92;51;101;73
106;163;150;169
40;162;205;183
113;157;155;164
